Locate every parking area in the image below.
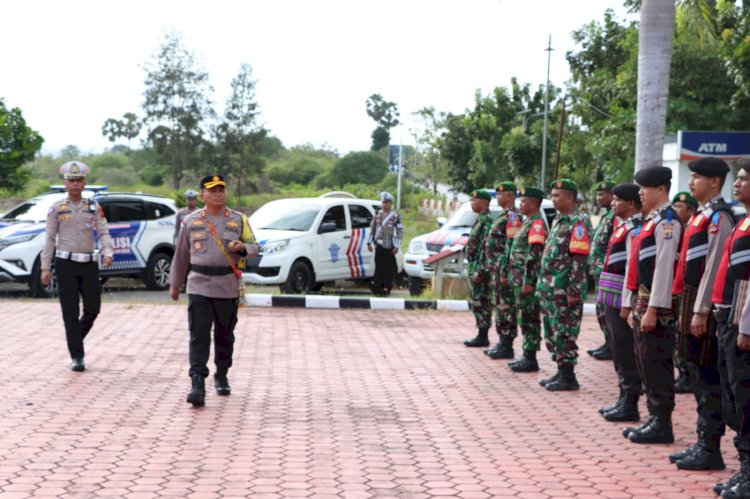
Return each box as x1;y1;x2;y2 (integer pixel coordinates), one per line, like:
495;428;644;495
0;301;731;498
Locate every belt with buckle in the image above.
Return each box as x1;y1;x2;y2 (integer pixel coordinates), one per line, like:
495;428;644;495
713;307;730;323
190;264;234;276
55;250;95;263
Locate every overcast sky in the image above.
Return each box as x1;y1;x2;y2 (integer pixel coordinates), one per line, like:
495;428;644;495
3;0;634;156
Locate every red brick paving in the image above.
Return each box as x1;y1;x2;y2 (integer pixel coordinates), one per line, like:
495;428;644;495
0;301;735;498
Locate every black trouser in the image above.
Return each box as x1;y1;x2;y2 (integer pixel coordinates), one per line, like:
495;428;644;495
605;305;642;397
55;258;101;360
685;321;725;441
633;317;676;417
373;246;397;296
730;327;750;457
716;313;742;453
188;294;238;378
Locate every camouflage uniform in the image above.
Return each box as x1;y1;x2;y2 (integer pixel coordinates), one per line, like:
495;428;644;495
589;209;617;350
467;209;495;329
537;209;592;365
508;213;547;351
486;205;522;339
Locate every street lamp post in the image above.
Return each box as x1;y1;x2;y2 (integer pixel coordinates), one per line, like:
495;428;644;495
541;35;553;188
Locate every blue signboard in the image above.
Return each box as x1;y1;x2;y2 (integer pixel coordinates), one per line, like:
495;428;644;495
679;131;750;160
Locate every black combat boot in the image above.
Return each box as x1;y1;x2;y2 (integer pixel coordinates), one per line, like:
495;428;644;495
677;433;725;470
628;415;674;444
669;441;703;464
715;453;749;496
463;327;490;347
603;394;639;422
510;350;539;372
545;364;580;391
483;341;501;355
623;415;655;438
487;335;514;359
591;342;612;360
722;464;750;499
186;374;206;406
214;372;231;396
674;366;693;394
587;342;608;357
71;357;85;372
599;388;624;415
539;366;561;387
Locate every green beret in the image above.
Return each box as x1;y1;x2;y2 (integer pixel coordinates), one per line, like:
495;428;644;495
595;180;616;192
471;189;492;201
550;178;578;194
495;181;517;193
518;187;544;200
672;191;699;208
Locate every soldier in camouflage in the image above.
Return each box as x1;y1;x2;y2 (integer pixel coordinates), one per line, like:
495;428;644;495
483;181;523;359
587;180;618;361
537;179;592;391
507;187;548;373
463;189;496;347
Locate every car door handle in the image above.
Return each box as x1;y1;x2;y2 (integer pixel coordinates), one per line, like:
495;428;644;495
343;235;351;239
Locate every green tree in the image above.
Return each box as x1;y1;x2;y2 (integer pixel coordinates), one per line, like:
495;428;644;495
410;107;449;194
266;144;337;185
101;112;142;152
0;99;44;192
142;32;214;189
330;151;388;185
365;94;400;151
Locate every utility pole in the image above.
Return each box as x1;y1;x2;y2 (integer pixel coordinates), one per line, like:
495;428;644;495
541;35;553;188
397;125;403;210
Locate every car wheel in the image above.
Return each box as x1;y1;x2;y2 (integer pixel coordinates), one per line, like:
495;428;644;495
408;276;427;297
280;260;314;294
29;257;57;298
144;252;172;290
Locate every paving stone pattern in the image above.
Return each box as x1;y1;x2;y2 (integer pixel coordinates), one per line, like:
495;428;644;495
0;301;732;498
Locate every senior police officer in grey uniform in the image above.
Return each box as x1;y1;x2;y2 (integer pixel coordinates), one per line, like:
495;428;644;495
41;161;114;372
170;175;259;407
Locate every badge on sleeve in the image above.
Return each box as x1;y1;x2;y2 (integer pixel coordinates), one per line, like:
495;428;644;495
663;223;673;239
740;217;750;232
528;219;547;245
569;221;590;255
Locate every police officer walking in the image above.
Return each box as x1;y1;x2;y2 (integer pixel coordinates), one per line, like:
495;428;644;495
169;175;259;407
367;191;403;296
670;157;735;471
507;187;547;373
175;189;199;240
537;179;592;391
41;161;113;372
484;181;522;359
463;189;496;348
622;166;682;444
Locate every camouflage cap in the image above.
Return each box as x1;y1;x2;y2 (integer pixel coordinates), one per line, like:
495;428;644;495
550;178;578;194
495;181;517;193
672;191;699;208
471;189;492;201
595;180;616;192
518;187;544;200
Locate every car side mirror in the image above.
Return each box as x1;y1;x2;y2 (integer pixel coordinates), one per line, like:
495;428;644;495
437;216;447;228
318;222;337;234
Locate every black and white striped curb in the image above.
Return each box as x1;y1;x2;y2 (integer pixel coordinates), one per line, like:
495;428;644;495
244;294;597;315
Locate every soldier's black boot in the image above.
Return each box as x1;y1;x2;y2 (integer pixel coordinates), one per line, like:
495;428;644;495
510;350;539;372
674;365;693;394
539;366;561;387
587;342;607;357
483;341;501;355
628;415;674;444
668;441;703;464
599;388;624;415
186;374;206;407
722;464;750;499
487;335;514;359
623;415;655;438
715;453;749;496
677;433;725;470
71;357;85;372
545;364;580;391
463;327;490;347
604;394;639;422
591;342;612;360
214;371;231;396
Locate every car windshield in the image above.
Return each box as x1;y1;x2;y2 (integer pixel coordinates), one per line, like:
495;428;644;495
444;203;478;228
250;202;320;231
1;195;63;222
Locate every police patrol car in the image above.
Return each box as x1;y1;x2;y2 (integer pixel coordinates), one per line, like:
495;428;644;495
244;196;403;293
0;187;177;297
404;191;556;296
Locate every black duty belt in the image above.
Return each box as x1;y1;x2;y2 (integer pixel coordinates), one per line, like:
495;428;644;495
713;307;730;323
191;264;234;276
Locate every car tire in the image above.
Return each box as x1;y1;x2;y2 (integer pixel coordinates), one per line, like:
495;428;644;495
280;260;314;294
143;252;172;290
408;276;427;297
30;257;57;298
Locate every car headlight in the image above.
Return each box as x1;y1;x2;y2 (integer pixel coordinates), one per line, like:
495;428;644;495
409;240;426;255
260;239;290;255
0;233;38;251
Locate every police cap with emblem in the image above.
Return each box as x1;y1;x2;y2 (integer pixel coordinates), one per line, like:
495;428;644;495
519;187;544;200
495;181;517;193
634;166;672;187
200;175;227;189
184;189;198;199
612;183;640;202
549;178;578;194
380;191;393;202
59;160;91;179
672;191;699;208
595;180;616;192
471;189;492;201
688;157;730;178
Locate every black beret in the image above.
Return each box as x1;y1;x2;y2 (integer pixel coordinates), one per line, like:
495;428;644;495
736;158;750;171
688;157;729;178
634;166;672;187
612;183;640;202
